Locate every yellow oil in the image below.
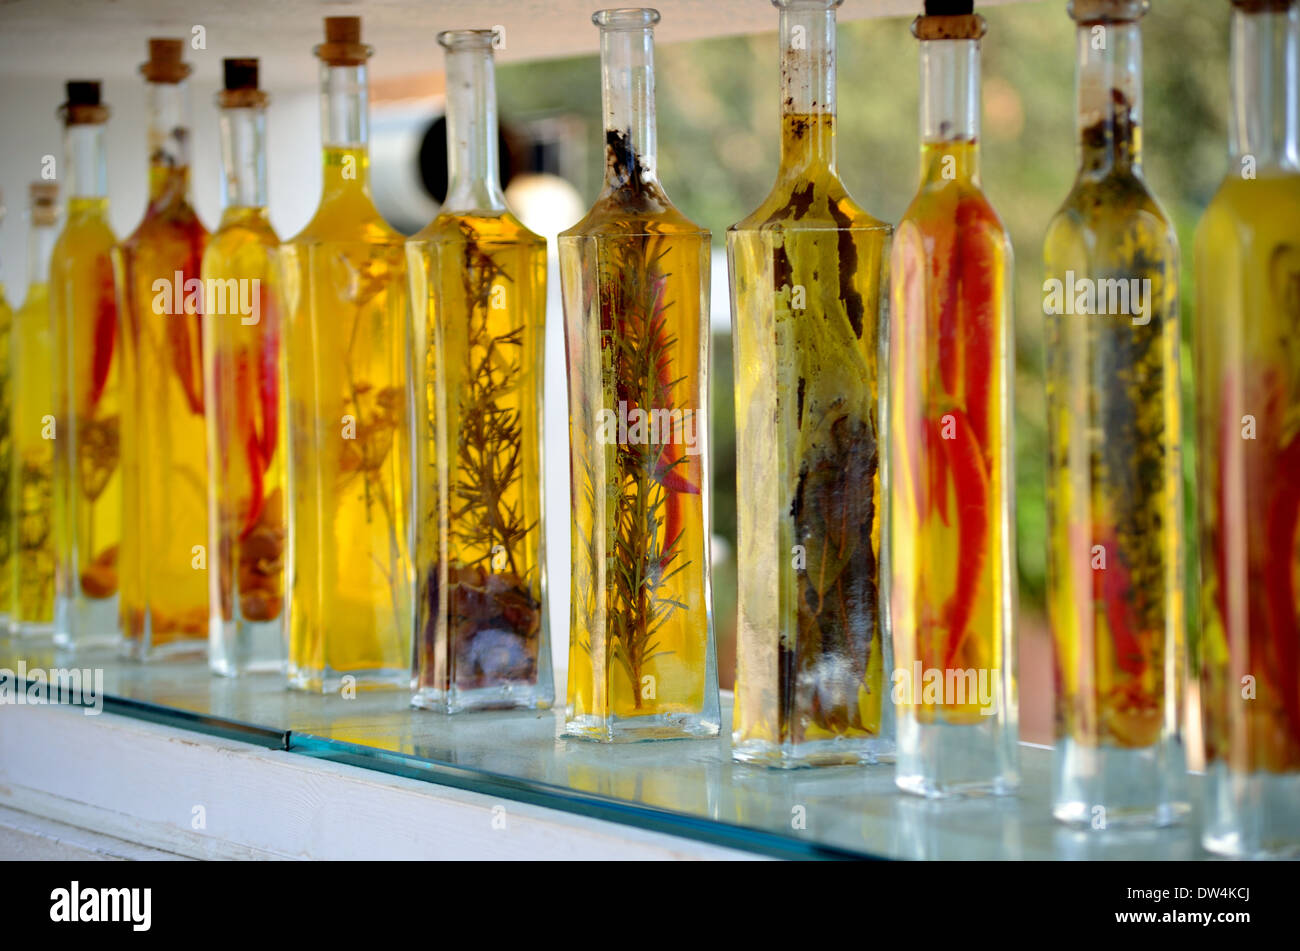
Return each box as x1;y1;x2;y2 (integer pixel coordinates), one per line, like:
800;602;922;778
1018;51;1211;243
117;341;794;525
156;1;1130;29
0;284;12;618
408;211;548;702
890;140;1013;724
114;162;210;655
280;146;413;690
1043;129;1182;750
562;147;713;731
201;207;284;635
1195;169;1300;774
11;281;56;628
50;195;121;619
729;113;892;755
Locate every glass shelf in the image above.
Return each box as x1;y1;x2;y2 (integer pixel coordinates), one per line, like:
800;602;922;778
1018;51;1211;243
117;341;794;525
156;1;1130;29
0;640;1212;860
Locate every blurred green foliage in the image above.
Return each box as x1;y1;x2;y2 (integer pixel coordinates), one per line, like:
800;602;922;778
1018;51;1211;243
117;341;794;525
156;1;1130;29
499;0;1230;670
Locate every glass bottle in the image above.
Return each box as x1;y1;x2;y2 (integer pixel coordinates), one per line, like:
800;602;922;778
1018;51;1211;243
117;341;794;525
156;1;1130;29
0;189;13;627
889;2;1018;795
9;182;60;637
1043;0;1186;826
50;81;121;651
202;59;285;676
280;17;414;692
561;7;720;741
408;31;551;712
728;0;893;766
1195;0;1300;858
113;38;211;660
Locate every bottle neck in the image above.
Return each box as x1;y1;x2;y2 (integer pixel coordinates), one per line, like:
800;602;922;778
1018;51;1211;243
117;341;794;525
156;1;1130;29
1074;20;1143;176
919;38;981;182
443;41;506;213
219;106;268;210
320;63;371;192
1230;4;1300;170
778;1;838;171
600;24;658;191
64;123;108;201
146;81;193;201
28;219;57;286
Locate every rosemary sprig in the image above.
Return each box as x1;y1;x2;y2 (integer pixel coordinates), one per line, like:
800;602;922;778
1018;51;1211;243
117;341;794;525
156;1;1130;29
449;220;534;578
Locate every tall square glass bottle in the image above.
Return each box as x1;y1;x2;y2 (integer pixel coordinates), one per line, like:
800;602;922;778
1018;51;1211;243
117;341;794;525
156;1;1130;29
408;30;552;712
202;59;286;676
1195;0;1300;857
10;183;60;639
728;0;893;767
113;39;211;660
889;3;1018;796
1043;0;1187;826
280;18;414;692
561;8;720;741
51;81;121;651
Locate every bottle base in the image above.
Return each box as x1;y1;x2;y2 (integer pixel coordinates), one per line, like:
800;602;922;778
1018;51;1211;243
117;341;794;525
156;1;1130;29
9;620;57;643
54;594;119;654
1202;761;1300;858
210;617;285;677
1052;735;1189;828
895;716;1019;798
287;665;408;695
412;681;553;714
122;636;207;663
565;710;721;743
731;734;894;768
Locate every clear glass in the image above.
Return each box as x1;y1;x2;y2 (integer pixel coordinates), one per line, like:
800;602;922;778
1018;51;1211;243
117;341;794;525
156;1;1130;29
280;45;414;693
889;24;1019;795
407;30;552;712
51;118;121;652
1195;1;1300;858
1043;3;1188;826
10;202;59;637
113;78;211;660
561;8;720;741
202;98;286;676
728;0;893;766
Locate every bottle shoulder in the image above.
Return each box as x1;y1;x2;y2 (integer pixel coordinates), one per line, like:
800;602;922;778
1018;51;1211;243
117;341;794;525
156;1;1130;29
121;197;208;250
732;168;888;235
562;184;708;241
410;208;545;249
287;188;403;248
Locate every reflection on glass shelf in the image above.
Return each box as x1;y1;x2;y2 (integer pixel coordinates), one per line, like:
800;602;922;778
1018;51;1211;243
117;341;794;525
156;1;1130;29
0;641;1212;860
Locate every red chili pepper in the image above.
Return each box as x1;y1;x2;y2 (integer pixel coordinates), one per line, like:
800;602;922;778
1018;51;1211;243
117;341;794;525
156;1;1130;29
1093;538;1146;677
941;408;988;669
956;196;996;453
1264;434;1300;738
170;246;206;415
927;189;960;398
87;258;117;412
257;285;279;464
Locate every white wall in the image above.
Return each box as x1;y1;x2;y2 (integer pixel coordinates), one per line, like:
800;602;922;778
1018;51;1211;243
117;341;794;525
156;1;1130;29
0;75;320;294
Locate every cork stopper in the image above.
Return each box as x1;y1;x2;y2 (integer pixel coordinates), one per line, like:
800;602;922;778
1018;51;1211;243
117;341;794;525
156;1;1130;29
59;80;110;125
315;16;372;66
1230;0;1296;11
30;182;59;226
913;13;987;40
1068;0;1149;24
218;58;269;108
140;38;192;83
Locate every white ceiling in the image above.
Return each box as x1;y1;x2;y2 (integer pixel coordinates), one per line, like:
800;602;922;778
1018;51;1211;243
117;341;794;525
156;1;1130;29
0;0;1018;88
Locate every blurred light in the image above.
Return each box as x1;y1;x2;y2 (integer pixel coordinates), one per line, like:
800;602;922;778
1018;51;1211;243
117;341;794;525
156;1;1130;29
505;172;585;241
